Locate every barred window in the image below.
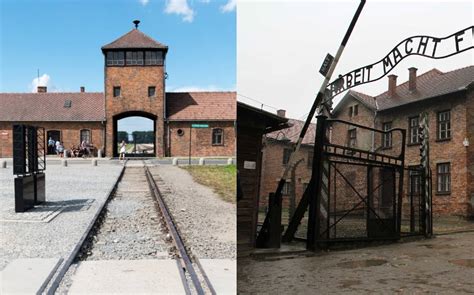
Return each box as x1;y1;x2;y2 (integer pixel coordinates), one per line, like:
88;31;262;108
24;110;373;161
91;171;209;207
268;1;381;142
282;148;292;165
437;110;451;140
382;122;392;148
212;128;223;145
409;116;420;144
437;163;451;193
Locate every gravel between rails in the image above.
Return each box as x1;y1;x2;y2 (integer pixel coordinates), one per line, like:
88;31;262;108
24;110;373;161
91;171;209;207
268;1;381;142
78;167;172;261
148;165;236;260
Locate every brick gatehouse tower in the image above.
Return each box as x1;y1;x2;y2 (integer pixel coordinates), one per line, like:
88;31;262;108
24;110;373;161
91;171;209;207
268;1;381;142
102;23;168;157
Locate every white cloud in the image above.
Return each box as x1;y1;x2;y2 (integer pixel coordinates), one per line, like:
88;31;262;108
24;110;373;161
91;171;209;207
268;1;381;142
164;0;195;22
139;0;150;6
29;74;51;93
220;0;236;12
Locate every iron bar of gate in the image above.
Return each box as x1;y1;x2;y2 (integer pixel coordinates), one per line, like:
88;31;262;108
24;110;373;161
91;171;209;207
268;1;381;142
331;163;393;232
307;115;328;250
257;0;366;247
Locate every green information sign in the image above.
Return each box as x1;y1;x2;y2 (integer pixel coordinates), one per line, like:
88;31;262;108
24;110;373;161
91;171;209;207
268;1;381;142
191;124;209;128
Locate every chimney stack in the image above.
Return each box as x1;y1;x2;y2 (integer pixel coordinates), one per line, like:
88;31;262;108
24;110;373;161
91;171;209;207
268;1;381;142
408;67;417;92
80;86;85;93
37;86;47;93
388;75;397;97
277;109;286;117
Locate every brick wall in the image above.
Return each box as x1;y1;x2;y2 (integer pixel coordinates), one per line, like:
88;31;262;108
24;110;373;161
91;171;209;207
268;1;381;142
105;65;165;157
465;88;474;217
167;121;235;157
378;92;469;217
259;139;313;214
330;92;472;217
0;121;104;157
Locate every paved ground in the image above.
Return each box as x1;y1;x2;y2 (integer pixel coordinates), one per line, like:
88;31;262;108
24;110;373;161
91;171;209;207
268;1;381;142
67;260;186;294
0;162;123;294
238;232;474;294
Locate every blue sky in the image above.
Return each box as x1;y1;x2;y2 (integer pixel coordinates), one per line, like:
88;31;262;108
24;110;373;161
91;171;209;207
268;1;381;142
0;0;236;93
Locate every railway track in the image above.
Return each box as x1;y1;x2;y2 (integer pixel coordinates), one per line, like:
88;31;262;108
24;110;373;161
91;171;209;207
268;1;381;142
56;160;215;294
144;162;215;295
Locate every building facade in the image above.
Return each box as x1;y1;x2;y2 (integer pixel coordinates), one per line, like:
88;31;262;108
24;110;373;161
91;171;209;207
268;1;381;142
0;25;235;158
259;113;316;223
332;66;474;218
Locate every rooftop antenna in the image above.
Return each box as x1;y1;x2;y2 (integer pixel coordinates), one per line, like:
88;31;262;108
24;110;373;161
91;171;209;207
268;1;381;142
133;20;140;29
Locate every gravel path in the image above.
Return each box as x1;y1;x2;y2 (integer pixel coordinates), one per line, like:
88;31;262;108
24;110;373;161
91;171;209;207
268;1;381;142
148;165;236;259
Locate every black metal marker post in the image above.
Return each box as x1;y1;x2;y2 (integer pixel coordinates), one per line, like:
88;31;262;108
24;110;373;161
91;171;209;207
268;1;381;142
257;0;366;247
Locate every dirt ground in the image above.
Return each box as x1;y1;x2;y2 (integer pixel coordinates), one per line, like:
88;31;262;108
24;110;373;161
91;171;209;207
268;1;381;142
238;232;474;294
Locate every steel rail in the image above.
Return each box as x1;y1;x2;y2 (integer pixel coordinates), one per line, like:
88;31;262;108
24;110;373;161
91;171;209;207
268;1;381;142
144;165;209;295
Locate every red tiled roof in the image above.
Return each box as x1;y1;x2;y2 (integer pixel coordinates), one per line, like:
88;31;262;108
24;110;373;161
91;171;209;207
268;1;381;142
0;92;105;122
376;66;474;110
102;29;168;50
166;92;236;121
333;66;474;113
266;118;316;145
350;90;377;110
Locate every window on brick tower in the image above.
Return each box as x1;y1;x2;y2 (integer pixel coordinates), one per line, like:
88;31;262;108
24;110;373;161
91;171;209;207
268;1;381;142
282;148;292;165
437;163;451;194
145;51;163;65
382;122;392;148
107;51;125;66
437;110;451;140
353;104;358;116
113;86;121;97
212;128;223;145
348;106;353;117
148;86;156;97
126;51;144;66
409;116;420;144
80;129;91;144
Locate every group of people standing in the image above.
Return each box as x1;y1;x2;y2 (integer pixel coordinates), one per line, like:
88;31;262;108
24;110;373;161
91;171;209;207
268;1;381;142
47;138;92;158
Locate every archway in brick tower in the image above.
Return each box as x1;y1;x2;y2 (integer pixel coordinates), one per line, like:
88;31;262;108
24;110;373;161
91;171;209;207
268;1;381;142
113;111;157;158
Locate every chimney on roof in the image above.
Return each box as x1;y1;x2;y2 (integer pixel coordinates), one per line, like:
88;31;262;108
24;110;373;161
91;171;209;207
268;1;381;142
80;86;85;93
37;86;47;93
388;74;397;97
408;67;418;92
277;109;286;118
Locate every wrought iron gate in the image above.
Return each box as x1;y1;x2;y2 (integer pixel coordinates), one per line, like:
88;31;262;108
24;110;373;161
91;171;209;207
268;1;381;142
279;116;432;250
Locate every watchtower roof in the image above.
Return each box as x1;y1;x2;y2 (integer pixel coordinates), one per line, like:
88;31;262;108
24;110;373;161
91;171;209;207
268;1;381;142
101;29;168;51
